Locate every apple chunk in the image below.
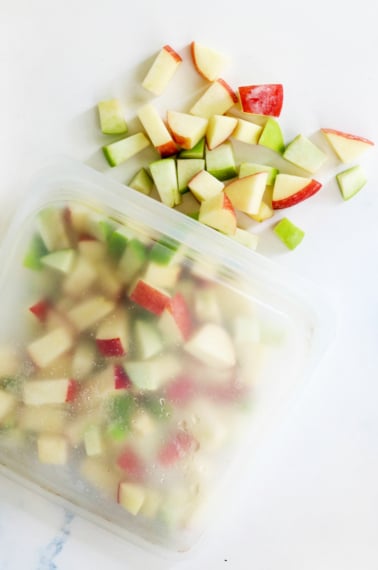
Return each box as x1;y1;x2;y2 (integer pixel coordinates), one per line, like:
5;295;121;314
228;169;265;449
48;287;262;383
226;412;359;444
336;165;367;200
199;192;237;235
190;79;238;119
188;169;224;202
184;323;236;368
103;133;150;167
97;99;127;135
149;158;180;207
142;45;182;96
129;278;171;316
27;326;73;368
238;84;283;117
190;41;229;81
321;128;374;163
23;378;77;406
96;309;129;357
225;172;268;215
272;173;322;209
38;434;68;465
67;296;115;332
283;134;327;173
206;115;237;150
118;481;145;515
167;111;208;150
274;217;305;250
137;103;177;157
232;119;262;145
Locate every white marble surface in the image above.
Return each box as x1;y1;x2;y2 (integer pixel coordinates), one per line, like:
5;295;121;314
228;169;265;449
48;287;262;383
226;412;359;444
1;1;378;568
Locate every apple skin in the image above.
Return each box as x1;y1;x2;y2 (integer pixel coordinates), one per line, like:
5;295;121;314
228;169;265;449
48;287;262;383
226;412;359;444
29;299;51;322
162;44;182;63
167;293;192;340
272;179;322;209
238;84;283;117
321;128;374;162
218;78;238;104
96;338;125;357
321;128;374;146
129;279;171;316
157;431;196;466
155;140;178;157
117;447;145;481
114;364;132;390
66;379;78;402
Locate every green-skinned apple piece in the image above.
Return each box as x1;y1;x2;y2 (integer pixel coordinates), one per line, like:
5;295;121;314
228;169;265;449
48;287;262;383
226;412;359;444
336;165;367;200
232;119;262;145
107;227;133;259
321;128;374;163
128;168;154;195
149;237;179;265
274;217;305;250
188;169;224;202
258;117;285;154
205;141;237;181
225;172;268;215
190;41;229;81
206;115;237;150
41;249;76;274
137;103;177;157
178;138;205;159
272;174;322;209
149;158;180;207
142;45;182;96
103;132;150;167
239;162;278;185
97;99;128;135
37;208;71;251
231;228;259;250
190;79;238;119
23;235;48;270
118;239;147;285
283;134;327;173
198;192;236;235
177;158;205;193
167;111;208;150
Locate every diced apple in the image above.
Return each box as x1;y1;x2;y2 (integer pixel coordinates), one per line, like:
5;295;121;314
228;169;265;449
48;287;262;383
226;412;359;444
125;353;181;391
283;134;327;173
336;165;367;200
142;45;182;96
37;208;71;251
143;261;180;290
137;103;177;157
139;489;162;519
167;110;208;150
134;319;163;359
248;200;274;222
23;234;48;270
158;430;196;466
274;217;305;250
190;79;238;119
232;118;262;145
0;390;16;422
177;158;205;193
107;227;133;259
67;296;115;332
37;434;68;464
149;157;180;207
97;99;128;135
184;323;236;368
128;167;154;195
118;239;147;286
103;132;150;167
239;162;278;185
96;264;123;300
78;240;107;263
0;345;20;378
27;326;73;368
23;378;77;406
238;84;283;117
129;278;171;316
194;287;222;324
167;293;192;340
205;141;237;180
18;405;67;433
231;228;259;250
117;481;145;515
199;192;237;235
62;255;97;297
84;425;104;457
258;117;285;153
188;169;224;202
272;173;322;209
80;457;119;496
321;128;374;162
190;41;229;81
41;249;76;274
206;114;237;150
96;309;129;357
225;172;268;215
117;447;145;481
165;375;197;406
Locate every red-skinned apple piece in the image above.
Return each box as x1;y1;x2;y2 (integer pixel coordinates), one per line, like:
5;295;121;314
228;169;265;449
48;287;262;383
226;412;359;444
117;447;145;481
137;103;178;157
142;45;182;96
167;293;193;340
190;41;229;81
190;79;238;119
23;378;78;406
321;128;375;163
95;310;129;357
158;431;197;466
272;173;322;209
114;364;132;390
29;299;51;322
129;279;171;316
238;84;283;117
198;192;237;235
167;111;208;150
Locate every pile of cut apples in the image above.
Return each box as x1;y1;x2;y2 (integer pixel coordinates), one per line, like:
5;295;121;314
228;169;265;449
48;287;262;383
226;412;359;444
98;42;374;251
0;201;275;530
